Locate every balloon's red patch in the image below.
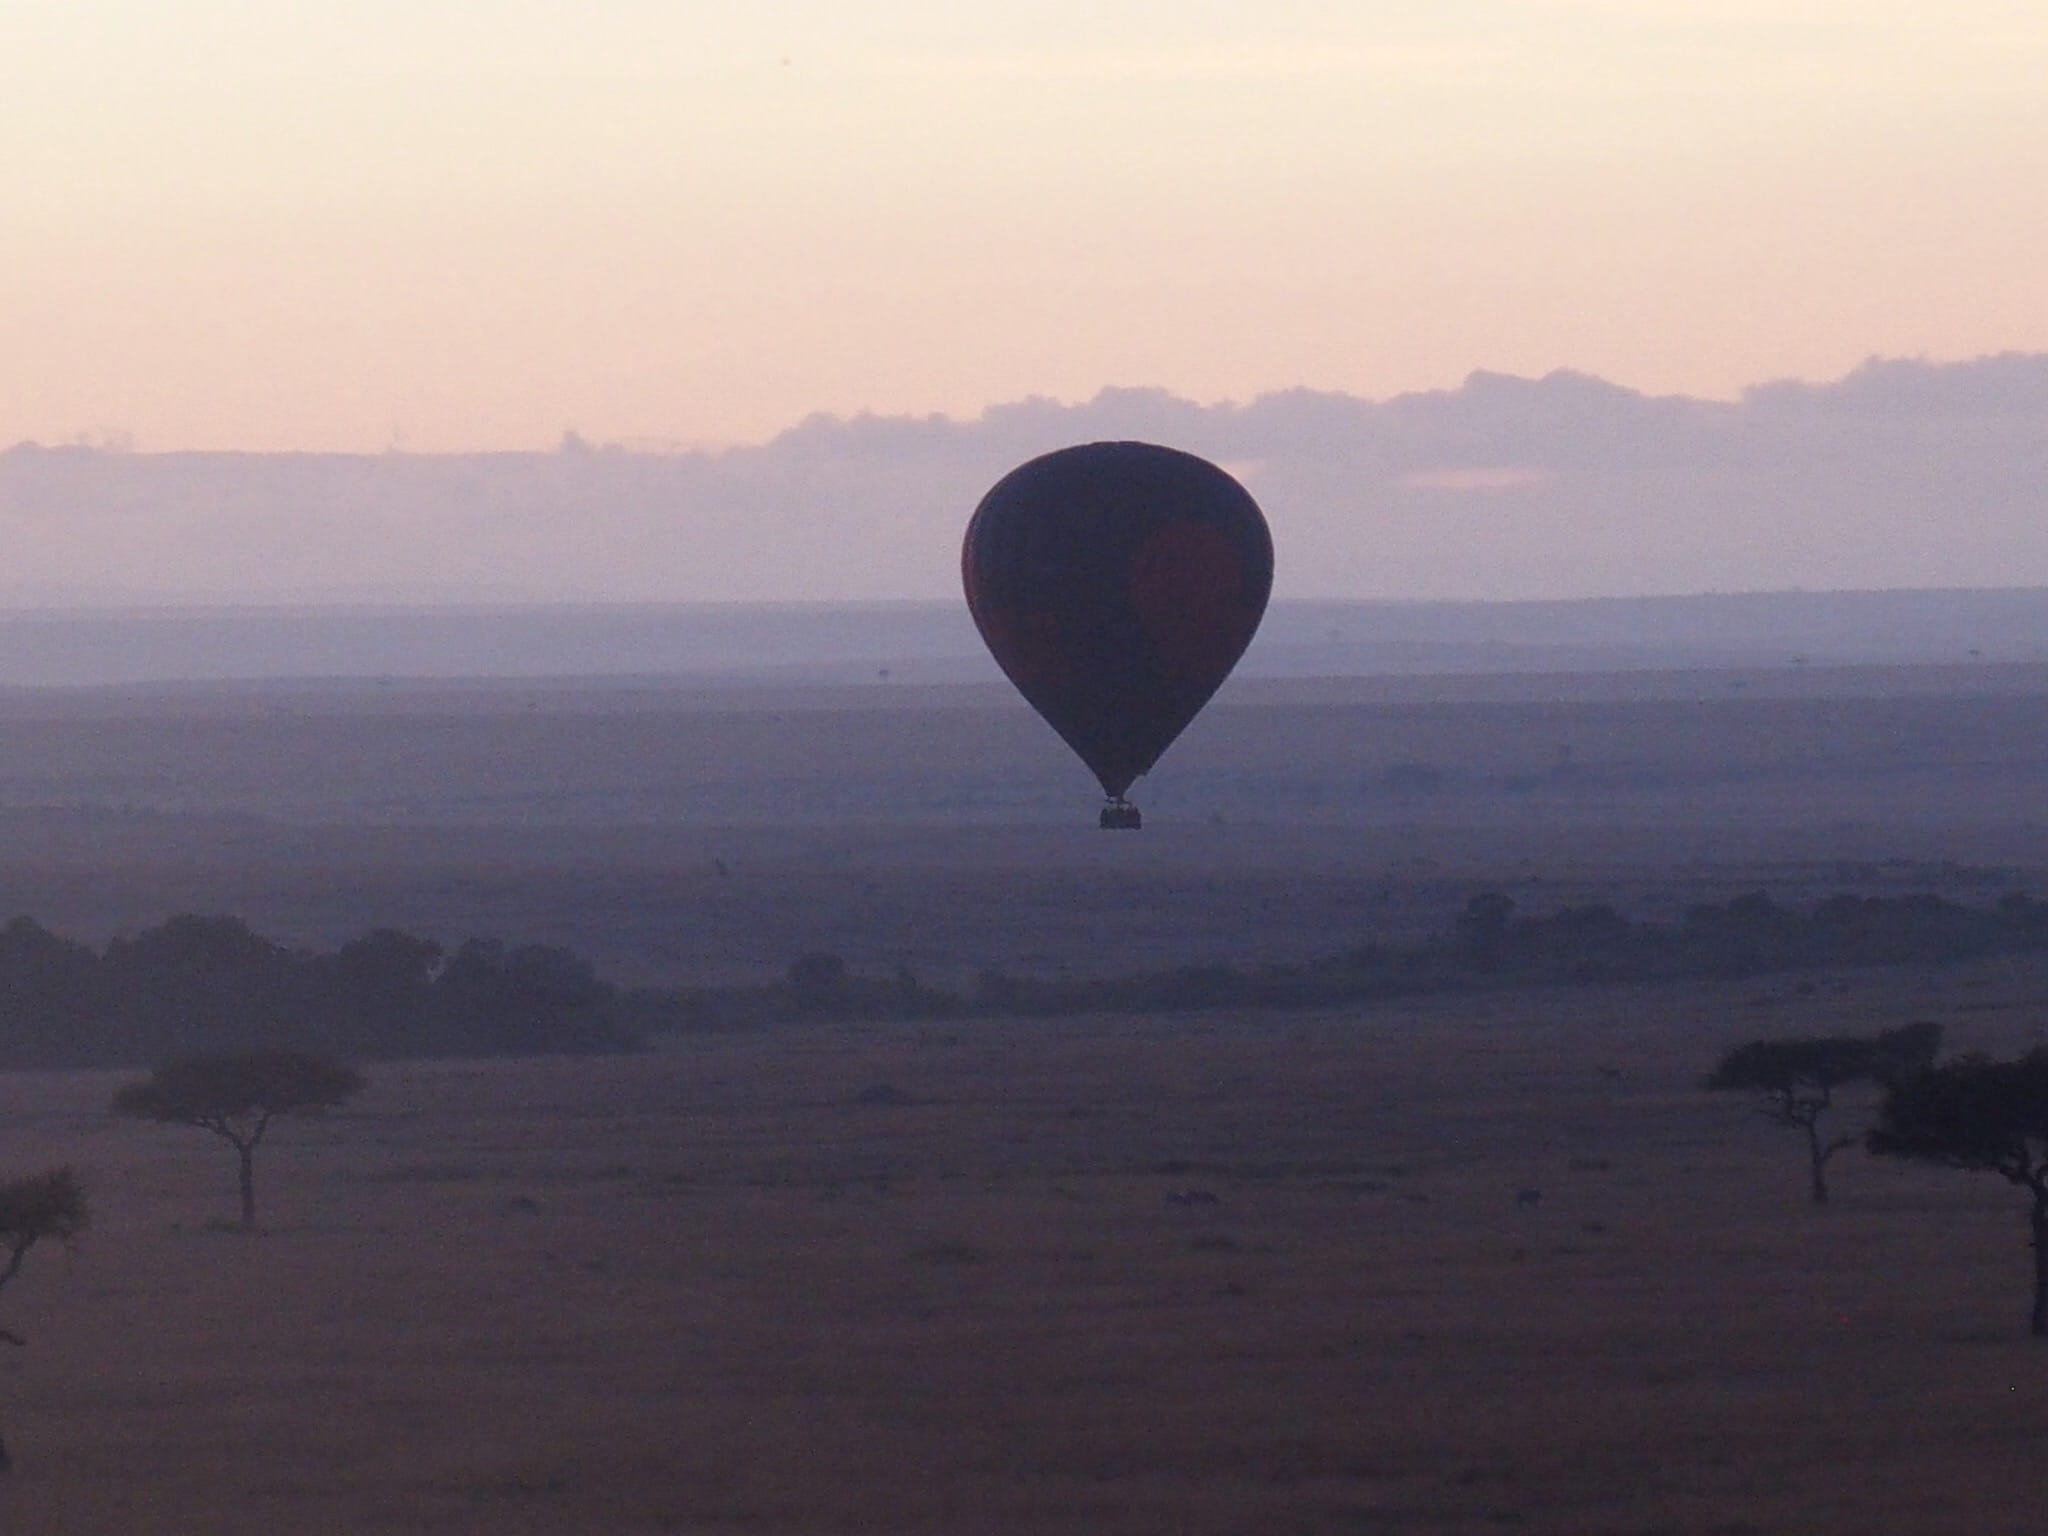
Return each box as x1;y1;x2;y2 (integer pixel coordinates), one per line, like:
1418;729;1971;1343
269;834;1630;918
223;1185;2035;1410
1130;523;1257;685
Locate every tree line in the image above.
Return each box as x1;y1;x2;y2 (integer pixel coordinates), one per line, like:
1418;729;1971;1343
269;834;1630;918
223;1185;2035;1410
676;888;2048;1030
0;914;640;1070
9;890;2048;1067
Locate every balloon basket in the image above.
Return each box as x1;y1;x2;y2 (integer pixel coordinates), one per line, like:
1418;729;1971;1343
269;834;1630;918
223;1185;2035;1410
1098;801;1142;831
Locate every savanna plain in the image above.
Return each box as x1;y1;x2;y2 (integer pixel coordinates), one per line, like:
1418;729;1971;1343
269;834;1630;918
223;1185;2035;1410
2;664;2047;1533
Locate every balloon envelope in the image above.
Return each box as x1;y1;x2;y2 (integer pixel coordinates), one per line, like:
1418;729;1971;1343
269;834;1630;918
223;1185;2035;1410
962;442;1273;800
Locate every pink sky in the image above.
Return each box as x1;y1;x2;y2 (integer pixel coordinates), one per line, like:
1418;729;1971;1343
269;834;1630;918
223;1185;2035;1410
7;3;2046;452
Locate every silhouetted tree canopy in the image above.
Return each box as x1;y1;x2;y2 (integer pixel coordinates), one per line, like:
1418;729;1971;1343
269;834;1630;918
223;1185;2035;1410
1868;1049;2048;1336
0;914;641;1070
7;891;2048;1053
113;1052;365;1230
1707;1027;1942;1205
1864;1019;1946;1087
653;891;2048;1032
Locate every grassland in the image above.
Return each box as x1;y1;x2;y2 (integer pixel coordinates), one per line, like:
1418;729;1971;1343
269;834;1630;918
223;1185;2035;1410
2;955;2045;1533
3;664;2048;1530
4;665;2048;987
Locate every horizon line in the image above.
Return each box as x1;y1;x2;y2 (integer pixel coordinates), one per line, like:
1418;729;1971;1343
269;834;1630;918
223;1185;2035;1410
6;583;2048;620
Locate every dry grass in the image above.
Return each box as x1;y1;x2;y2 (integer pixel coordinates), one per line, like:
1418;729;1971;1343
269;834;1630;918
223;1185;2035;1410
1;962;2044;1533
0;669;2045;1529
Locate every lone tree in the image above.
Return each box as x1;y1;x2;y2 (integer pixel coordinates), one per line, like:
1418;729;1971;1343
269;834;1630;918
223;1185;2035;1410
112;1051;365;1230
1706;1023;1942;1205
0;1166;89;1472
1868;1048;2048;1338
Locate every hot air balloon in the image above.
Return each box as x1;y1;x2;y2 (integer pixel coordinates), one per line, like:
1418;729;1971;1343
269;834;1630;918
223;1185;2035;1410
962;442;1273;828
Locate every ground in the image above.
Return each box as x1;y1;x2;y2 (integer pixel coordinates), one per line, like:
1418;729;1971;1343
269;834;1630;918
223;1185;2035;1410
2;665;2047;1531
1;959;2045;1533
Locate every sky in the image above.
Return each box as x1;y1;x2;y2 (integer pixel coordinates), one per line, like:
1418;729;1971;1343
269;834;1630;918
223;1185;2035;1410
8;2;2047;454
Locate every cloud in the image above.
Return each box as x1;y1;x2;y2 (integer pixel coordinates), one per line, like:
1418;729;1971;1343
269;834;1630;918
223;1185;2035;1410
4;355;2046;605
1399;467;1553;492
1746;352;2048;417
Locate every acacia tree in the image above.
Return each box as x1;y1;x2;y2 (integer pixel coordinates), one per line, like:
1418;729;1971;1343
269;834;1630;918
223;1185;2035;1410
1706;1024;1942;1205
0;1166;89;1471
1868;1049;2048;1338
112;1052;364;1230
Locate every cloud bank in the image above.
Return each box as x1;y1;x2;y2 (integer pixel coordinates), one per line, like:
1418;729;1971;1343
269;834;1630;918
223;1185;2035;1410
4;355;2045;605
